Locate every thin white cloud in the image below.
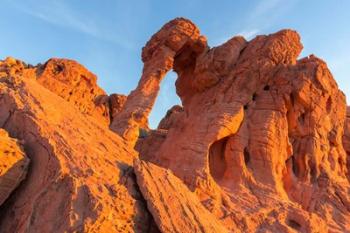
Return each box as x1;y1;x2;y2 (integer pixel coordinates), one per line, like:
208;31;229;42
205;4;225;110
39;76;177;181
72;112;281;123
212;0;298;46
8;0;134;49
212;28;259;45
236;29;260;40
249;0;284;21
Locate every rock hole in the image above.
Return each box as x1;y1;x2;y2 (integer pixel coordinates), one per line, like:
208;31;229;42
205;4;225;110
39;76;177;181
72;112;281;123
328;129;337;146
53;64;64;74
263;85;270;91
80;75;88;81
69;91;73;96
287;219;301;230
252;93;257;101
209;136;229;182
326;97;332;113
291;156;299;177
244;147;250;165
298;112;306;124
290;93;295;106
244;104;248;110
338;157;344;170
309;160;317;182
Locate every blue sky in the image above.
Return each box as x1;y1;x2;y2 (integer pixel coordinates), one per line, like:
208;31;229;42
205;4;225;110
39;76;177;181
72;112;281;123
1;0;349;128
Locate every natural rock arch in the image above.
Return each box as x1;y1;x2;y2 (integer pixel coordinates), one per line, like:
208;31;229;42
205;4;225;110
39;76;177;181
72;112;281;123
128;18;350;231
110;18;207;146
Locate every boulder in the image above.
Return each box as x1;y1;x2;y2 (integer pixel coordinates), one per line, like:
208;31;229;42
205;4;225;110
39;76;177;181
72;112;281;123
134;159;229;233
36;58;111;124
0;129;29;206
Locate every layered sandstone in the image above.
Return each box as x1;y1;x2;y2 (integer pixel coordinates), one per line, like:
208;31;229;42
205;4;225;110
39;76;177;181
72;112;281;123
0;129;29;206
342;106;350;181
129;18;350;232
36;58;127;125
0;57;156;233
134;159;228;233
0;17;349;233
110;18;207;145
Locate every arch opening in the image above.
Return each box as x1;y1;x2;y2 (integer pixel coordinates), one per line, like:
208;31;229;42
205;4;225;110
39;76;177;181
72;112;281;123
148;71;181;129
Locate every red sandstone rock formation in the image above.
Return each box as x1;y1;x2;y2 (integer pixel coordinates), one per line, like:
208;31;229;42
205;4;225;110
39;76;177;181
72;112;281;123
0;17;349;233
134;159;229;233
343;106;350;181
0;129;29;206
110;18;207;145
0;57;157;232
128;18;350;232
37;58;110;125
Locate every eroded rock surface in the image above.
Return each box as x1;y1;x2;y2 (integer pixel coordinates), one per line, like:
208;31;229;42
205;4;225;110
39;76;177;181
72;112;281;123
131;18;350;232
110;18;207;145
134;159;229;233
0;58;156;233
343;106;350;181
0;129;29;206
36;58;112;124
0;17;350;233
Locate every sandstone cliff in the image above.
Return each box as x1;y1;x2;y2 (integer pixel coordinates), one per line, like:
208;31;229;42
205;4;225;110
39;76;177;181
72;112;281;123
0;18;349;233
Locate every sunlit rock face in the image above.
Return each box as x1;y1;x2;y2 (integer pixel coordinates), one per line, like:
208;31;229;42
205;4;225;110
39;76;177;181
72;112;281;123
132;18;350;232
0;129;29;206
134;159;229;233
343;108;350;180
0;17;349;233
0;57;157;233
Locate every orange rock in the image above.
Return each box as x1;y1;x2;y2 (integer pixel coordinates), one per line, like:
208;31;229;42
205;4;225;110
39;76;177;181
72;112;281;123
36;58;112;125
157;105;183;130
0;17;349;233
343;106;350;181
0;59;156;232
133;19;350;232
110;18;207;145
135;129;167;167
134;159;229;233
108;93;127;119
0;129;29;206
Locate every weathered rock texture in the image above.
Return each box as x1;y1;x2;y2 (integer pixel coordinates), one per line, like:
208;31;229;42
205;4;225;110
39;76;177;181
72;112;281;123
110;18;207;145
0;57;157;232
342;106;350;181
134;159;228;233
0;17;350;233
0;129;29;206
36;58;127;125
129;18;350;232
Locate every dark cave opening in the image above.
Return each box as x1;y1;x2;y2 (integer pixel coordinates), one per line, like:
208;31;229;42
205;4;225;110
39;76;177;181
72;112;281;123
209;136;229;182
244;147;250;166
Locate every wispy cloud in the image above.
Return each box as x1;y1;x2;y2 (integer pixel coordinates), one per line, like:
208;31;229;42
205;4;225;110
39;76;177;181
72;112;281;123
7;0;135;49
248;0;284;21
212;0;298;46
236;29;260;40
